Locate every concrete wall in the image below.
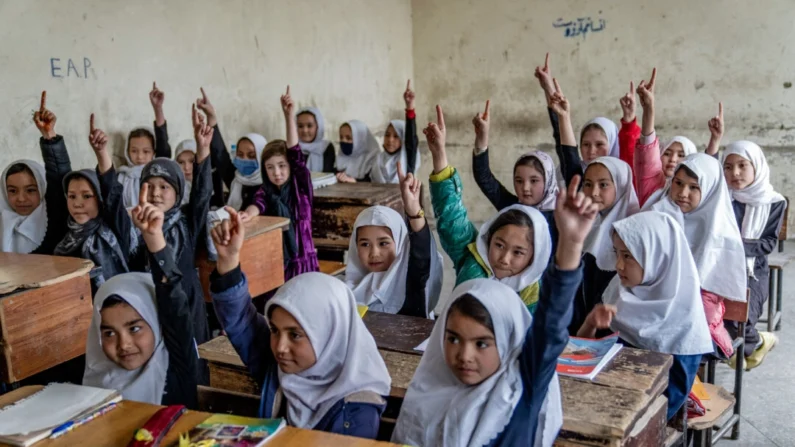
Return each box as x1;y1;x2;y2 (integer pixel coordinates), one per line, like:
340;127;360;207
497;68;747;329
0;0;414;169
412;0;795;231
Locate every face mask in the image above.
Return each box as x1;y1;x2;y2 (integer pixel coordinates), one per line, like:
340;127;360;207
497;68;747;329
233;158;259;176
340;142;354;156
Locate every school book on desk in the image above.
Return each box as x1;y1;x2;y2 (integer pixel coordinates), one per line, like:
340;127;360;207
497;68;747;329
556;333;622;380
311;171;337;190
0;383;121;446
173;414;285;447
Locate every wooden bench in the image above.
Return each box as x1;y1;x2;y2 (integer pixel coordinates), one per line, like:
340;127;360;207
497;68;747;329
0;253;93;384
763;196;791;331
197;216;289;302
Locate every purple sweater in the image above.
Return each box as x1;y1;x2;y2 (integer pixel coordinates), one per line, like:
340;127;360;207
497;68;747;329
253;144;319;280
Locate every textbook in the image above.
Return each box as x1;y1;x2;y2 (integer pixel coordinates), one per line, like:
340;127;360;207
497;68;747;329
311;172;337;190
174;414;286;447
0;383;121;446
556;333;622;380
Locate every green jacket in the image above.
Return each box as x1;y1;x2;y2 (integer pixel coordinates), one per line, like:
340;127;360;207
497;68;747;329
430;167;540;312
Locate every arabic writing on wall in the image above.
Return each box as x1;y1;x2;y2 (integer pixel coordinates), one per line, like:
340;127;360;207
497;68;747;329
553;16;606;38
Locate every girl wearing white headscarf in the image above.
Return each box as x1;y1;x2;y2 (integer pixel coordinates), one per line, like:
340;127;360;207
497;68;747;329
553;116;620;188
83;253;198;408
346;206;443;317
211;268;391;439
335;120;380;182
118;124;172;209
371;119;420;184
226;133;267;211
722;141;785;364
174;139;197;206
581;212;713;420
643;153;746;357
296;107;336;173
570;157;639;334
392;264;582;446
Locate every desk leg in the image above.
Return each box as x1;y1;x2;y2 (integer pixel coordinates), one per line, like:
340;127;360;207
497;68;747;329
776;269;783;331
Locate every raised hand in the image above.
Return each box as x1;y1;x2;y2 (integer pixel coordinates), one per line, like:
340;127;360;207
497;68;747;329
211;206;246;274
706;102;724;155
88;114;108;153
196;87;217;127
280;85;294;116
398;162;422;217
636;68;656;110
403;80;415;110
548;78;570;116
132;183;166;252
33;91;56;139
554;175;599;269
150;82;166;126
472;100;490;150
620;81;636;123
534;53;555;101
192;104;213;162
423;105;448;174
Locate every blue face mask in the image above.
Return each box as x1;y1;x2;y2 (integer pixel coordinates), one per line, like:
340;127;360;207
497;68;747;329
340;142;354;156
233;158;259;176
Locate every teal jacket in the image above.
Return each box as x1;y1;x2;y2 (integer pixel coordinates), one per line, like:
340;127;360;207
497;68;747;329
430;167;540;312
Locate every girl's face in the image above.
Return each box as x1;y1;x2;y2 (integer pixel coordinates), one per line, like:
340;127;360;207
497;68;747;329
236;139;258;160
660;142;686;178
176;152;195;182
444;309;500;385
100;302;155;371
513;164;545;206
144;177;177;211
129;136;155;166
488;224;534;279
383;124;402;154
5;171;40;216
723;154;756;191
356;225;396;273
670;169;702;213
269;306;317;374
297;113;318;143
67;178;99;225
612;233;644;288
580;128;609;163
582;164;617;212
264;155;290;187
339;124;353;144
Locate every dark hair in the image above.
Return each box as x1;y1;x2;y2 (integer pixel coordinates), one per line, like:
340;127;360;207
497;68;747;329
513;155;545;180
486;209;534;245
266;304;282;320
297;111;317;124
676;165;699;181
580;122;606;143
101;295;128;310
5;163;34;181
127;128;155;151
448;294;494;334
261;140;289;166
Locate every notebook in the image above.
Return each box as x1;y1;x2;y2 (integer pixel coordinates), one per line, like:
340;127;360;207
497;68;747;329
311;172;337;190
556;333;622;380
0;383;122;446
173;414;286;446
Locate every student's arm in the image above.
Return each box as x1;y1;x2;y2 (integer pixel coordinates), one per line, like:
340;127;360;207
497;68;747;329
706;103;724;156
519;177;596;437
549;80;582;187
619;82;640;167
398;164;430;317
637;69;656;138
323;143;336;173
743;200;786;257
150;82;171;158
634;69;665;207
534;54;562;148
187;105;215;240
404;80;419;175
281;86;298;148
471;99;518;209
209;208;274;385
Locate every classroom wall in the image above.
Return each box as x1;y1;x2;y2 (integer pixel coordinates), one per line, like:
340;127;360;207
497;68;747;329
0;0;414;169
411;0;795;230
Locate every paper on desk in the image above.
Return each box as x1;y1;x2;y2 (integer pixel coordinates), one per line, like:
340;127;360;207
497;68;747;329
0;383;118;435
414;337;430;352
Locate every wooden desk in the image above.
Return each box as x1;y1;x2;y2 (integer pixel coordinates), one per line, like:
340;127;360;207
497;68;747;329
0;253;93;383
363;311;435;356
197;216;289;302
0;386;398;447
318;259;346;277
312;183;403;251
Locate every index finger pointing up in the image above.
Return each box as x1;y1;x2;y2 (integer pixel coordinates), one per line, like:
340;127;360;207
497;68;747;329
553;78;562;94
718;102;724;119
406;79;411;91
544;52;550;71
200;87;207;101
648;68;657;89
139;183;149;206
39;91;47;113
90;113;95;133
436;105;445;128
286;85;290;96
483;99;491;120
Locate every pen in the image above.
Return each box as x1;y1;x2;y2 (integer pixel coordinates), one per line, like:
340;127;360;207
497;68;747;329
49;402;118;439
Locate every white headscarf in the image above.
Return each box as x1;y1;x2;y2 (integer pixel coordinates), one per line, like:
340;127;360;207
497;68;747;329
1;160;48;253
516;151;559;211
582;117;619;160
175;139;197;206
603;212;714;355
472;204;551;295
643;153;747;301
118;127;154;209
264;272;391;429
227;133;266;211
392;279;562;447
371;120;421;184
583;157;640;270
723;141;785;277
83;273;169;404
346;206;444;315
297;107;331;172
336;120;380;180
661;136;697;158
